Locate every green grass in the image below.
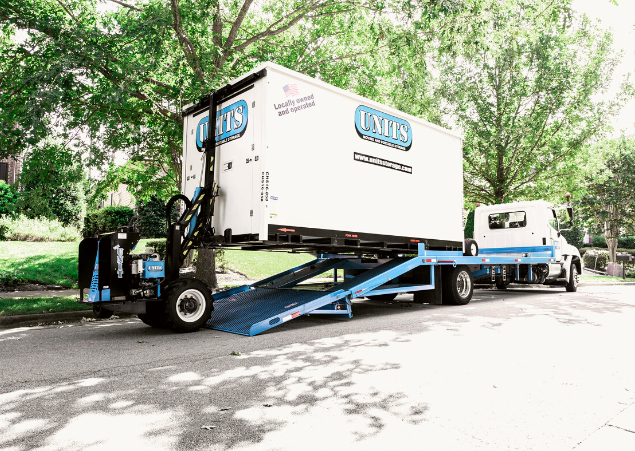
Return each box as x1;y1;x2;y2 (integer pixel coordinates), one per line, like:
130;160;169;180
0;239;330;289
222;250;332;280
0;241;79;288
0;296;91;316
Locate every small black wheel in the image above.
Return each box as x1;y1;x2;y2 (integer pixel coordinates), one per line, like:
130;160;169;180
93;304;114;319
164;279;213;332
138;301;169;328
496;279;510;290
566;262;579;292
369;293;398;301
442;265;474;305
464;239;479;257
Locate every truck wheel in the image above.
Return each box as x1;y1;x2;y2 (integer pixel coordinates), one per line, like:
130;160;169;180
138;302;169;328
369;293;398;301
464;239;479;256
93;305;113;319
566;263;579;292
164;280;213;332
442;265;474;305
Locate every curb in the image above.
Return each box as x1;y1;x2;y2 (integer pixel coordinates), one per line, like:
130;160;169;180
0;311;135;329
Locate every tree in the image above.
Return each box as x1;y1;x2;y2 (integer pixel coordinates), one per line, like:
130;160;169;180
578;137;635;263
434;0;630;205
2;0;475;287
17;142;87;227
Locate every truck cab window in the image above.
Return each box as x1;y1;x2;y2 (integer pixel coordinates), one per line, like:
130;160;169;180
548;209;559;231
488;211;527;229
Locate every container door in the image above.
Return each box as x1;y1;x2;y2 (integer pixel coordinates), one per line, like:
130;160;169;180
214;88;256;237
183;112;207;200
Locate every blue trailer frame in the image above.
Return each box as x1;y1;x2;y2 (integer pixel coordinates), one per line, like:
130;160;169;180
207;244;558;336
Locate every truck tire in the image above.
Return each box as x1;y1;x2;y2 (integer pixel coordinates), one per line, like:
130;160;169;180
464;239;479;257
164;279;213;332
566;263;579;292
369;293;398;301
138;301;169;328
442;265;474;305
93;305;114;319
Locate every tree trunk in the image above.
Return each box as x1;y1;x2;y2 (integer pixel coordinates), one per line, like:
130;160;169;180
196;248;218;289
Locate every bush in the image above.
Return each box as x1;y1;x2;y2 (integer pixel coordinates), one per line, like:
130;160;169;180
17;143;86;227
592;235;607;248
83;206;135;237
0;215;81;241
560;221;584;251
137;196;168;238
618;236;635;249
144;239;167;258
464;210;475;239
583;250;608;271
0;268;26;286
0;181;18;216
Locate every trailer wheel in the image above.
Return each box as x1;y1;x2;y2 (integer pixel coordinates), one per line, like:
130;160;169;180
138;301;169;328
93;305;114;319
566;263;579;292
369;293;398;301
442;265;474;305
164;280;213;332
496;279;510;290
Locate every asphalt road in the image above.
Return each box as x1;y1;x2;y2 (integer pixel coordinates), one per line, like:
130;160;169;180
1;285;635;450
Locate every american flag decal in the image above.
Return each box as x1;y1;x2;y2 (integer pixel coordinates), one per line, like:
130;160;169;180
283;84;299;97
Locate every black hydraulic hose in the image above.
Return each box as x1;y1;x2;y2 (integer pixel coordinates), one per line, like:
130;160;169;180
166;194;193;230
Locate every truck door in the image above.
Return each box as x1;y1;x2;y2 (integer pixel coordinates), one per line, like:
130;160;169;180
547;207;563;263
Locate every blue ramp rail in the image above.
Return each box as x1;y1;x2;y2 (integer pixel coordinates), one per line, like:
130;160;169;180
207;257;425;336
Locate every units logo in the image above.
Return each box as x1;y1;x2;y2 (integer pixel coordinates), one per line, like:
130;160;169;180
195;99;248;151
354;105;412;151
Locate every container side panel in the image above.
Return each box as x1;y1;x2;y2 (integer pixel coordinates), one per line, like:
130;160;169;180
261;68;463;243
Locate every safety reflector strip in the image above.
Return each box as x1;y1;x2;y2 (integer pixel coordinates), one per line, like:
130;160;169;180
482;259;490;262
424;258;436;263
515;259;521;262
355;290;363;294
282;311;301;322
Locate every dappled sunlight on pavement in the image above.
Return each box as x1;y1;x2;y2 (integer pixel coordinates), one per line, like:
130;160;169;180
0;286;633;449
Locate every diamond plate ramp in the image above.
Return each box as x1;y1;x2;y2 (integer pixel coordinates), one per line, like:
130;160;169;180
207;287;344;336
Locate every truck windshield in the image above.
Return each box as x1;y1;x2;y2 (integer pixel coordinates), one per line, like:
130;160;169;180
488;211;527;229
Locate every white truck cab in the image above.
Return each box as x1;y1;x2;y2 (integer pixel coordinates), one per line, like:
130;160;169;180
473;200;581;290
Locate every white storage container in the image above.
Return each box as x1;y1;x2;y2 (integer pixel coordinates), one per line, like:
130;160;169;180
181;62;464;251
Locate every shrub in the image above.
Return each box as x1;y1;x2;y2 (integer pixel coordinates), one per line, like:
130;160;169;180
137;196;168;238
618;236;635;249
0;268;26;286
0;181;18;216
560;220;584;251
591;235;607;248
583;250;608;271
83;206;135;237
464;210;475;239
0;215;81;241
144;239;167;258
17;143;86;227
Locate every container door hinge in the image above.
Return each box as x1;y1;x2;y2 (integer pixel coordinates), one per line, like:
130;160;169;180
252;101;255;108
250;210;253;217
251;144;255;151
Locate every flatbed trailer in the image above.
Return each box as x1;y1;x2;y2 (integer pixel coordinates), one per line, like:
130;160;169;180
78;63;578;334
206;244;559;336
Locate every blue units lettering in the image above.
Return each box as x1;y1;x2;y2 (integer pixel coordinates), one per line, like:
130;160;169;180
354;105;412;151
196;100;248;150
